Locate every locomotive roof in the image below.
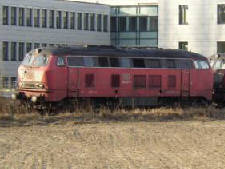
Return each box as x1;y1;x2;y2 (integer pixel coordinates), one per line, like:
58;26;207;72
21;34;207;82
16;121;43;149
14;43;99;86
37;46;207;60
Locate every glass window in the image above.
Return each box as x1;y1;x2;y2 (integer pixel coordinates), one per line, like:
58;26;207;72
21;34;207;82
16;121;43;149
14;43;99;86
84;57;98;67
139;17;147;32
70;12;75;29
97;14;102;32
42;43;47;47
98;57;109;67
119;17;126;32
194;60;210;69
34;43;40;49
218;41;225;53
49;10;54;28
10;42;17;61
26;43;32;53
110;58;119;67
56;11;62;29
150;16;158;32
90;13;95;31
120;58;131;67
34;9;40;27
179;5;188;25
129;17;137;32
67;57;84;66
26;9;32;27
163;59;176;68
179;41;188;51
2;77;9;89
132;58;145;68
84;13;89;30
19;8;25;26
218;5;225;24
63;11;68;29
2;6;9;25
42;9;47;28
110;17;117;32
11;7;17;25
103;15;108;32
33;54;49;67
57;56;65;66
10;77;17;89
145;59;161;68
78;13;82;30
176;59;193;69
199;61;210;69
2;41;9;61
18;42;25;61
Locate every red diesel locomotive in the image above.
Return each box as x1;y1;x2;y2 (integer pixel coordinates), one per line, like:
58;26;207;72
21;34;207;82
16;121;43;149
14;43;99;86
13;46;213;107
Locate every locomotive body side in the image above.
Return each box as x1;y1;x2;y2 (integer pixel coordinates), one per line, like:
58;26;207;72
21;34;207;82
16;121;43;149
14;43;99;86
14;47;214;107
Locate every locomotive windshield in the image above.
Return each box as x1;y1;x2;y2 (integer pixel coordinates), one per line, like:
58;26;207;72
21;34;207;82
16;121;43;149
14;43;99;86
22;52;49;67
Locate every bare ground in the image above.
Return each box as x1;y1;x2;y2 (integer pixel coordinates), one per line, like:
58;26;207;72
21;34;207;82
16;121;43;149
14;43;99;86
0;107;225;169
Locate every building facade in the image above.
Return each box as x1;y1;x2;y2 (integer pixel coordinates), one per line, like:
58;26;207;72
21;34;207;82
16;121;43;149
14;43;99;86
0;0;110;88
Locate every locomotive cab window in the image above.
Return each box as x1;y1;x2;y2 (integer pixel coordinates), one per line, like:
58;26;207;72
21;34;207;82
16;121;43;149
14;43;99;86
132;58;146;68
57;56;65;66
67;57;84;67
98;57;109;67
194;60;210;69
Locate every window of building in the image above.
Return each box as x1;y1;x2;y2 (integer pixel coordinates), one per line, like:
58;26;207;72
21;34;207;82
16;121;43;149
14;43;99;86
70;12;75;29
2;6;9;25
110;17;117;32
26;43;32;53
84;13;89;30
49;10;54;28
11;7;17;25
56;11;62;29
42;43;47;47
19;8;25;26
42;9;47;28
63;11;68;29
10;42;17;61
90;13;95;31
2;77;9;89
26;9;32;26
10;77;17;88
103;15;108;32
18;42;25;61
218;41;225;53
34;43;40;49
78;13;82;30
34;9;40;27
119;17;126;32
179;41;188;50
150;16;158;32
129;17;137;32
218;5;225;24
97;14;102;32
2;41;9;61
139;16;147;32
179;5;188;25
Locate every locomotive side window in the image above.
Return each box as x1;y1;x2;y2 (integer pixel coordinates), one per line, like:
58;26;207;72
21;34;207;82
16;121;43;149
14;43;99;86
145;59;161;68
85;74;95;88
110;58;120;67
168;75;176;88
111;74;120;88
176;59;193;69
98;57;109;67
120;58;131;68
149;75;161;88
84;57;98;67
132;58;146;68
57;56;65;66
134;75;146;88
67;57;84;67
163;59;176;68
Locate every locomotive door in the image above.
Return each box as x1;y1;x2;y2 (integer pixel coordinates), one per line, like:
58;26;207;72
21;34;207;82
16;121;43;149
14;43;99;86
68;68;80;97
181;70;190;97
